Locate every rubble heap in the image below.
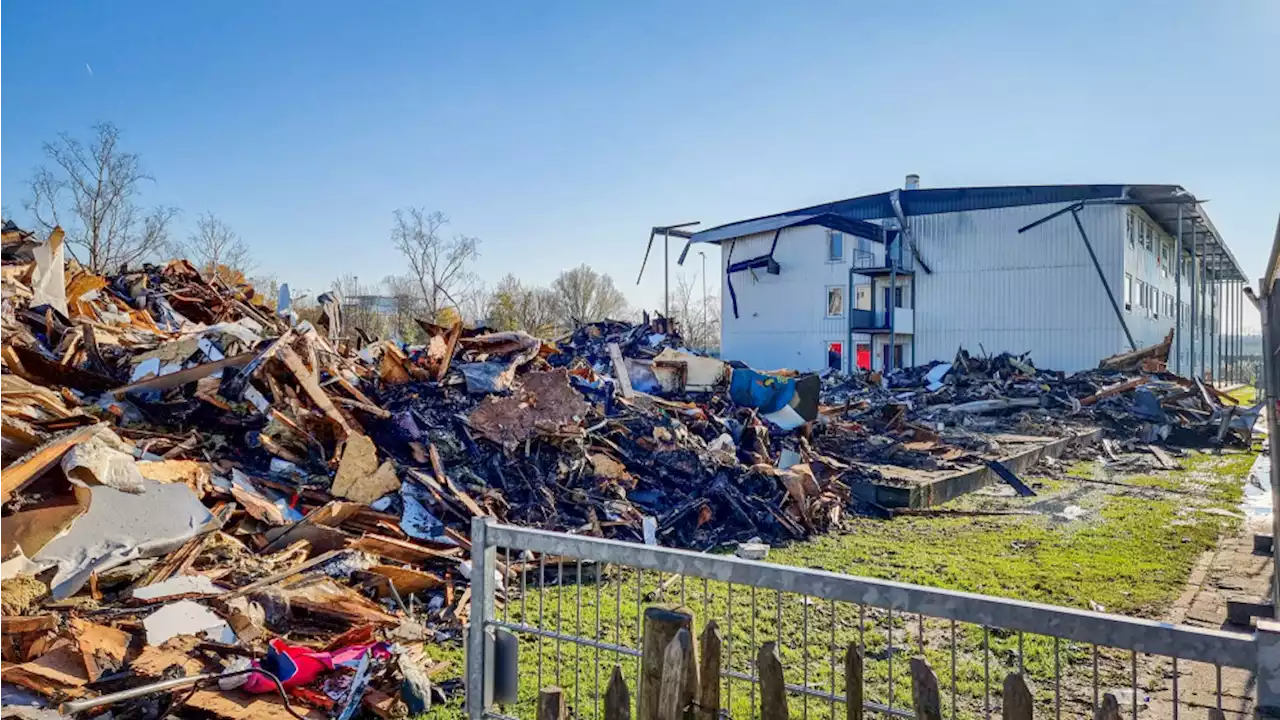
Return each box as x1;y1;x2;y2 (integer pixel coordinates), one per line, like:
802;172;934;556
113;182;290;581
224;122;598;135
0;222;1256;718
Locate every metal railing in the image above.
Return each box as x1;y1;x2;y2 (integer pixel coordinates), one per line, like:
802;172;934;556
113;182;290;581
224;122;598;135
467;518;1275;720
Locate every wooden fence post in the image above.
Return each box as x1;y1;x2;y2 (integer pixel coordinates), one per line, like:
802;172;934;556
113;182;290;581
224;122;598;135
639;606;697;720
538;687;567;720
605;666;630;720
845;644;864;720
910;657;942;720
658;630;692;720
698;621;722;720
1002;673;1033;720
759;641;789;720
1094;692;1121;720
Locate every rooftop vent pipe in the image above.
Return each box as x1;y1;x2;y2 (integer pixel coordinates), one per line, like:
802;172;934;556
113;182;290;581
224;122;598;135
904;174;920;190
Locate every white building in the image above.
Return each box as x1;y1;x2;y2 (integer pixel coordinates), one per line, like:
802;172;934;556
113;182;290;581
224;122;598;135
681;181;1250;377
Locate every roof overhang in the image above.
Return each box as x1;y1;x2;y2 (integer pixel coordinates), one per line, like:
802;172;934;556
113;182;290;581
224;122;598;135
678;213;884;264
1123;185;1247;284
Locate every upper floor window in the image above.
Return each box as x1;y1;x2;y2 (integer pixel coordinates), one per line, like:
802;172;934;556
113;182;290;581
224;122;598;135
1124;273;1133;311
827;231;844;262
826;286;845;317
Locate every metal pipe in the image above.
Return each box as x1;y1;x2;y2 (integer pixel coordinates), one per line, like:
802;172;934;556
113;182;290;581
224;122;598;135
1191;226;1198;377
1070;208;1136;350
663;229;670;320
61;673;220;715
889;262;897;372
1263;278;1280;616
847;267;855;374
1175;205;1183;374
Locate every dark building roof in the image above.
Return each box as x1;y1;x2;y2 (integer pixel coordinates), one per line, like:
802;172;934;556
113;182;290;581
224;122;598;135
686;184;1246;283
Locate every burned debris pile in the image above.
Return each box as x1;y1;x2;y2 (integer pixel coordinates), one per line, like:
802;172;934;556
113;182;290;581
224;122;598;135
0;222;1255;718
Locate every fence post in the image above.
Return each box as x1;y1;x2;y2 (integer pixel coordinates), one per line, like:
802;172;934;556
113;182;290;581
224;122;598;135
1094;692;1121;720
658;630;692;720
1258;619;1280;717
698;621;722;720
538;687;567;720
910;657;942;720
605;666;631;720
759;642;788;720
467;517;496;720
639;606;697;720
1001;673;1033;720
845;644;864;720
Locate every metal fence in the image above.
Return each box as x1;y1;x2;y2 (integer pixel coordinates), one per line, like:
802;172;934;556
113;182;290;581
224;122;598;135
467;518;1278;720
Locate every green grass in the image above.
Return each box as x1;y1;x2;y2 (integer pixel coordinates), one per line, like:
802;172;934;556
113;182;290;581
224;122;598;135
1226;384;1259;405
418;449;1254;720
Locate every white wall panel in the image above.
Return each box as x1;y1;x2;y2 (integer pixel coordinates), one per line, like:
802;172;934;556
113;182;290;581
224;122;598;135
910;203;1126;371
719;225;868;371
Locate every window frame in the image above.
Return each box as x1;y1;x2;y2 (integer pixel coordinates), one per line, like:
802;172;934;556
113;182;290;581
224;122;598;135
826;230;845;263
825;285;845;318
1124;273;1133;311
826;341;843;372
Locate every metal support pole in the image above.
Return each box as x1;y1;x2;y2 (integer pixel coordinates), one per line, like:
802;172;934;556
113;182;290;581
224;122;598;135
1192;243;1203;376
888;264;897;372
663;230;670;320
847;268;855;375
1211;269;1218;382
1262;281;1280;617
1191;227;1199;377
467;518;497;720
1175;205;1183;374
1070;208;1137;351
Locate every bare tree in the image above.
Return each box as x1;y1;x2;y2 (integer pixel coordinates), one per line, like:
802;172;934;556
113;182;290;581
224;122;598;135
390;208;480;322
668;271;720;351
382;273;424;342
183;212;252;283
551;264;628;328
332;274;389;340
24;122;177;272
487;274;562;336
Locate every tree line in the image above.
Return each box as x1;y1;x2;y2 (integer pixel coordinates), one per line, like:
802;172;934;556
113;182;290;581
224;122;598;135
14;122;720;349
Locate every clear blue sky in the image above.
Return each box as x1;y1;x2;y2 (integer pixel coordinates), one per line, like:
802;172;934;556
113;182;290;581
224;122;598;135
3;0;1277;321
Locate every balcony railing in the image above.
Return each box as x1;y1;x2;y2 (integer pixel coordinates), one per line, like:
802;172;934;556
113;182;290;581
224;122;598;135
850;307;913;334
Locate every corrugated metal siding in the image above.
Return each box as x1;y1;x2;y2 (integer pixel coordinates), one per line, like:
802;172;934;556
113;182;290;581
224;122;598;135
911;203;1126;371
720;225;875;371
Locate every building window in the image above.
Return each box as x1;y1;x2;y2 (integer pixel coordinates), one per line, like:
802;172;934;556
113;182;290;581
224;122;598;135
1126;213;1135;249
1124;273;1133;311
1144;223;1154;253
894;285;905;308
826;286;845;317
1160;241;1171;278
827;231;844;262
856;343;871;370
827;342;843;371
854;284;871;311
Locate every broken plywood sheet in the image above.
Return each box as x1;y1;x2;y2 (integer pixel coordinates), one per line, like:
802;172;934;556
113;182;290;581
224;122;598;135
0;424;101;503
467;368;590;448
69;617;130;681
369;565;446;595
131;635;205;677
331;433;400;504
184;689;329;720
0;639;88;697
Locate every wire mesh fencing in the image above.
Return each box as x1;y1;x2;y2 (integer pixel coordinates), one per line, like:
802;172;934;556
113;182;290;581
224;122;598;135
467;520;1264;720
